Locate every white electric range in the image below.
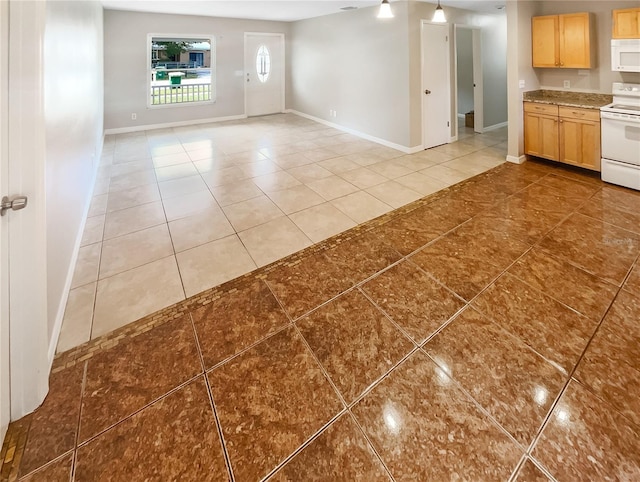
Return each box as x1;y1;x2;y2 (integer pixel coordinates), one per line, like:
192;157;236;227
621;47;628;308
600;82;640;190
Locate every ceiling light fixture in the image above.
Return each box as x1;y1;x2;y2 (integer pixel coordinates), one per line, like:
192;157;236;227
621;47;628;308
432;0;446;23
377;0;393;19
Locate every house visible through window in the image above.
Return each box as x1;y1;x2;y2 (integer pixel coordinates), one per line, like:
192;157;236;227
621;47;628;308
148;35;215;106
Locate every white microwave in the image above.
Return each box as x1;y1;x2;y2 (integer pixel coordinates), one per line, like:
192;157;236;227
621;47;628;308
612;39;640;73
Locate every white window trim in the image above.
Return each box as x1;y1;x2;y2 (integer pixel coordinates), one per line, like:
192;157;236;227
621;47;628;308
146;33;216;109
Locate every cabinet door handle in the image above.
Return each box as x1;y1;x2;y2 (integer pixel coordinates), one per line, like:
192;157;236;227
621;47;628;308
559;119;563;123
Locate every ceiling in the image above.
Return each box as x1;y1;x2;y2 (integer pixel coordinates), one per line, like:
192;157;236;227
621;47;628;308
100;0;507;22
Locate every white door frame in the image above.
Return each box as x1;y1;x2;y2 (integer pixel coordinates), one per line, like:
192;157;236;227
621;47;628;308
5;0;50;421
420;20;452;149
243;32;285;117
453;25;484;134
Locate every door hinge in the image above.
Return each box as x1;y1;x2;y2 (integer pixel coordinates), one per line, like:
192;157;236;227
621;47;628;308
1;195;28;216
447;121;450;127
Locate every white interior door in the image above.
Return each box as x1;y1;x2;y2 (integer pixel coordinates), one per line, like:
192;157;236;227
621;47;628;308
0;0;10;442
245;33;284;117
422;21;451;149
5;0;50;422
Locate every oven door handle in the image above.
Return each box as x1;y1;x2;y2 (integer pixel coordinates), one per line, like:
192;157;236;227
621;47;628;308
601;111;640;124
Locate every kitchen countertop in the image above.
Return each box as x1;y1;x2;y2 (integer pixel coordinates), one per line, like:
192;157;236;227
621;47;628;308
523;90;612;109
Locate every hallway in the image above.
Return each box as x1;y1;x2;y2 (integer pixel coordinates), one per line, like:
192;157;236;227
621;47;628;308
58;114;506;351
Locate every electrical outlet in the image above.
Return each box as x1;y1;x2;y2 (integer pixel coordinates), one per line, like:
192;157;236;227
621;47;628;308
333;111;337;118
131;113;137;120
563;80;570;89
519;80;525;88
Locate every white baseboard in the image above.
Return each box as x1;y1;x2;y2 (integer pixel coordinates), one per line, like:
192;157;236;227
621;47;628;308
484;121;508;132
506;154;526;164
285;109;421;154
104;114;248;135
47;133;105;367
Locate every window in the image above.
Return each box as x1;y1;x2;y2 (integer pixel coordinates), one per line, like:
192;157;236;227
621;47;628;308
256;45;271;83
148;35;215;107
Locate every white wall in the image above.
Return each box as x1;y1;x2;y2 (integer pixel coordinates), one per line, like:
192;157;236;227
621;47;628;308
535;0;640;92
44;1;104;341
289;4;412;147
288;2;507;150
506;0;541;161
456;28;474;116
103;10;291;130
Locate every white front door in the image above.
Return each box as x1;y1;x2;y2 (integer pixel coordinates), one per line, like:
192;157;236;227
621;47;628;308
421;21;451;149
245;33;284;117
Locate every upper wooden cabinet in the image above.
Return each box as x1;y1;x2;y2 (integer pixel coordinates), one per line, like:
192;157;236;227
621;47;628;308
613;8;640;39
532;13;595;68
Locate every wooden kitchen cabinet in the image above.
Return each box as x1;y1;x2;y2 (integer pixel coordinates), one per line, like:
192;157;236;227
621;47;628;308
532;16;559;67
524;102;602;171
559;106;601;171
613;8;640;39
524;102;559;161
532;12;594;68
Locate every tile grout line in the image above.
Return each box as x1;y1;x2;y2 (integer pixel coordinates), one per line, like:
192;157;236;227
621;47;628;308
187;312;236;482
521;282;631;465
344;410;398;482
69;360;88;482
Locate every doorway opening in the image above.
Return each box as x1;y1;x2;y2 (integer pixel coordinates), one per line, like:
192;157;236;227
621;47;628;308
454;25;483;138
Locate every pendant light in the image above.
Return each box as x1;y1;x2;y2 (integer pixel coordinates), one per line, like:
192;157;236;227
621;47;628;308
378;0;393;19
432;0;446;23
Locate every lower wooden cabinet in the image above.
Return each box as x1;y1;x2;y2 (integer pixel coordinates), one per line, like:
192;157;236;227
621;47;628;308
524;102;559;161
524;102;601;171
558;106;601;171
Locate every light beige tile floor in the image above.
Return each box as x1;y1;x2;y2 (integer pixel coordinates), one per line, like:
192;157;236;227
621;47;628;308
57;115;507;352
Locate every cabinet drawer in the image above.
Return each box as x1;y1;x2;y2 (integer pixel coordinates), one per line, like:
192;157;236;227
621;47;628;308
524;102;559;116
558;106;600;121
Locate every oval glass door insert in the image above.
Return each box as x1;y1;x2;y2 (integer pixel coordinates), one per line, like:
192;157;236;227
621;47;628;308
256;45;271;83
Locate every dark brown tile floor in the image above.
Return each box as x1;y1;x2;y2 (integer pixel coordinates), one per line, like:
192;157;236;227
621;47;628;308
4;159;640;481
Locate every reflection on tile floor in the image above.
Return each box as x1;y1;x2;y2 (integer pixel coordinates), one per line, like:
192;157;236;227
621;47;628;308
5;143;640;481
57;115;508;352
